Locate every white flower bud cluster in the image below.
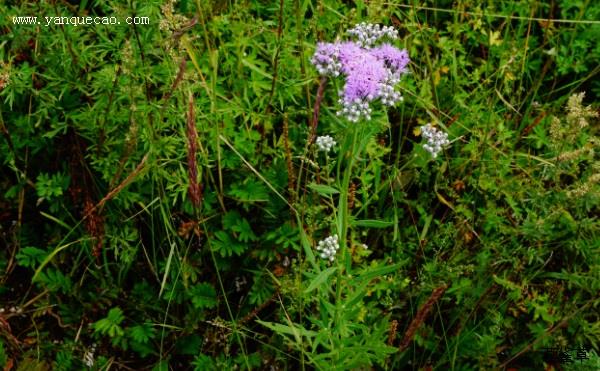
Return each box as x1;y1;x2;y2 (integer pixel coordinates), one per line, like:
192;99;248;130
315;135;336;152
316;235;339;261
347;22;399;48
337;96;372;122
420;123;450;158
378;73;403;106
313;58;341;77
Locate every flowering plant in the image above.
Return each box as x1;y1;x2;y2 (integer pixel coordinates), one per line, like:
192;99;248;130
311;23;410;122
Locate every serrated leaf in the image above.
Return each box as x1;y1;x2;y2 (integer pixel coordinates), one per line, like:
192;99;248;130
16;246;48;268
223;211;257;242
212;231;247;257
189;283;217;309
34;268;73;294
229;179;269;202
129;323;156;344
94;307;125;339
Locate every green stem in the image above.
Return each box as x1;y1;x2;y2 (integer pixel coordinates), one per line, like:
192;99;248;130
334;124;360;339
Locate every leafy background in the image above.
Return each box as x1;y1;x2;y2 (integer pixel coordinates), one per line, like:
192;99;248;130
0;0;599;370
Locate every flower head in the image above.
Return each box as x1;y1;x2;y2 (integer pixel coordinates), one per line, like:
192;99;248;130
420;123;450;158
315;135;336;152
311;42;342;77
371;43;410;74
316;235;339;261
340;47;387;102
310;24;410;122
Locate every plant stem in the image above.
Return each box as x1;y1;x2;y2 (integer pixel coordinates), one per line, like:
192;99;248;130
334;123;360;340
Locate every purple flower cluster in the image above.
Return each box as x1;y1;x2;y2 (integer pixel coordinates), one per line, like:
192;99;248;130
311;24;410;122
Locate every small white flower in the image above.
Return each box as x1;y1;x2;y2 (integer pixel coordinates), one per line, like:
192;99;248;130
420;123;450;158
316;235;340;261
315;135;336;152
337;97;372;122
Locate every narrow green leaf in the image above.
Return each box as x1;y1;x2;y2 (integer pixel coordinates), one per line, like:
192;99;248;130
241;58;273;79
354;263;401;282
39;211;72;231
304;266;337;294
308;183;339;196
159;242;176;299
32;238;88;282
351;219;394;228
256;320;317;338
297;217;317;270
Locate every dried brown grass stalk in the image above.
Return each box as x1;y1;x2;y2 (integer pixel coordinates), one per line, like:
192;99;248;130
308;76;328;145
86;152;149;220
283;115;295;197
187;92;202;209
86;199;105;259
388;319;399;346
238;288;280;326
521;111;547;136
67;131;107;259
162;57;187;102
348;181;356;209
88;152;149;257
398;283;450;352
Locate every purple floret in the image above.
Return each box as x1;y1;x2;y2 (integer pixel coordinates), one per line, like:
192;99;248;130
340;46;387;101
336;42;364;74
371;43;410;74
